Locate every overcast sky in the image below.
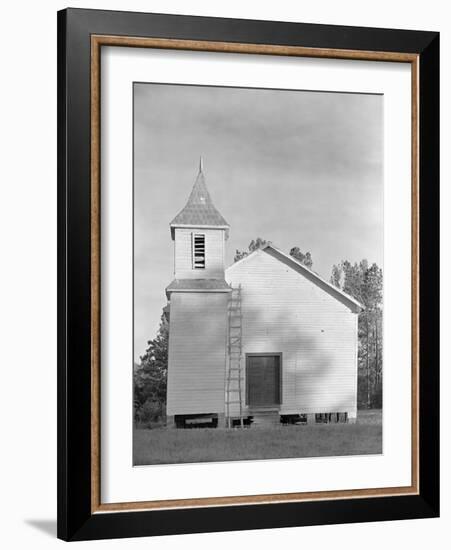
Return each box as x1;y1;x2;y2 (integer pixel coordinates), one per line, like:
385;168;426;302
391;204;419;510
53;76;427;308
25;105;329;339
134;83;383;361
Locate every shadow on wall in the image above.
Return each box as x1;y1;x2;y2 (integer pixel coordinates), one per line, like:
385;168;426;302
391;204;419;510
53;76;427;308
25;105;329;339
239;299;359;412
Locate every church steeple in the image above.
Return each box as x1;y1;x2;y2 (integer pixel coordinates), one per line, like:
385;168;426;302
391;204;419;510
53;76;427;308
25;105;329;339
165;159;232;429
170;159;229;240
168;159;230;281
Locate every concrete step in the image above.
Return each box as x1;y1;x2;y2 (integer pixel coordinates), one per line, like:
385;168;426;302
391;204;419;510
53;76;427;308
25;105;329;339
251;411;281;427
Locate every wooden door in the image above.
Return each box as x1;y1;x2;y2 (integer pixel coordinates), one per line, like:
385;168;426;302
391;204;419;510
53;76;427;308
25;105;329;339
246;355;281;407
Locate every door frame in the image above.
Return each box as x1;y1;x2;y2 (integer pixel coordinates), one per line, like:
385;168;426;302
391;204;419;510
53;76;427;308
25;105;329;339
245;352;283;407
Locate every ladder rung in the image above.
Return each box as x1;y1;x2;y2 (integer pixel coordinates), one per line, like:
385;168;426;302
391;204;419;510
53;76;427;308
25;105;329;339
225;400;242;404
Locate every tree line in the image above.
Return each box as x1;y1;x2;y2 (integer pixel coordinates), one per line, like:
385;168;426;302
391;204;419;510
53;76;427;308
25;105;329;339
134;238;382;425
134;312;169;425
330;259;383;409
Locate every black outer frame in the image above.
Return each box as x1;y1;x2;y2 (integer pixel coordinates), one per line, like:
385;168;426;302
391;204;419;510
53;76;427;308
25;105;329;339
57;8;439;542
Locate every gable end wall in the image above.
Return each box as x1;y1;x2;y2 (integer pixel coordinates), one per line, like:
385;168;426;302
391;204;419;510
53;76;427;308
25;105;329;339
226;250;358;416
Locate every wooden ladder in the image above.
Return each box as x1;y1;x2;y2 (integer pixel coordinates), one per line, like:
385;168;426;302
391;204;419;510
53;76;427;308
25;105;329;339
225;285;244;428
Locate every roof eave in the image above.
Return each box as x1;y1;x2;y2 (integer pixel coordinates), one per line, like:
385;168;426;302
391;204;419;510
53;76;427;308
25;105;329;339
170;223;230;240
264;245;365;311
165;286;232;299
226;245;364;313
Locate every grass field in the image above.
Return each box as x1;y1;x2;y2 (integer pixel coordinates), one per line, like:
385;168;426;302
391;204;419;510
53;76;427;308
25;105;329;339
133;409;382;465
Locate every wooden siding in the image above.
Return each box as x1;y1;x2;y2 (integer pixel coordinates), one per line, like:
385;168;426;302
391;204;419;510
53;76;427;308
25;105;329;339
226;250;358;417
173;228;225;279
166;292;228;415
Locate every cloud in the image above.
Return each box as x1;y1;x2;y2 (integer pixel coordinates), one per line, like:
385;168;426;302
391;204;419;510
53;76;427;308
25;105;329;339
133;83;383;360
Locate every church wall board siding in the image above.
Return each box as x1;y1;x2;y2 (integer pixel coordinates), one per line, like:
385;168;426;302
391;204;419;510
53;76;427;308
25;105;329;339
166;292;228;415
174;228;225;279
226;249;359;417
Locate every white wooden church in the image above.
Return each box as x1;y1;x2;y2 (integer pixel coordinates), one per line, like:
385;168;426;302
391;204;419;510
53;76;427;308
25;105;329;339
165;161;363;428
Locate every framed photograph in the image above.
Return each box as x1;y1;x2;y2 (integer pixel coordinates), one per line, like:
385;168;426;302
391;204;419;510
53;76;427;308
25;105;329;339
57;8;439;541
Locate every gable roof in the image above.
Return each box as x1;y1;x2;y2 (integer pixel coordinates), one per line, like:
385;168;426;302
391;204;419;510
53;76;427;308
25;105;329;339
170;161;229;238
226;244;364;313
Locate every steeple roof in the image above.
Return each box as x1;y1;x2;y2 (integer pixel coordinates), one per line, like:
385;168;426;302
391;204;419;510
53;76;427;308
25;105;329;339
170;159;229;238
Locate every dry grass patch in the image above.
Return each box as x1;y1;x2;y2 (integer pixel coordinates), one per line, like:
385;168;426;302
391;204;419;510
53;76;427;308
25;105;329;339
134;409;382;465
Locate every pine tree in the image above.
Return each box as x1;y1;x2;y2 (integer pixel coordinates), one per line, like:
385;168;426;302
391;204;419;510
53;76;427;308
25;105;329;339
330;264;342;288
330;260;383;409
234;237;270;262
134;311;169;424
289;247;313;269
234;239;314;270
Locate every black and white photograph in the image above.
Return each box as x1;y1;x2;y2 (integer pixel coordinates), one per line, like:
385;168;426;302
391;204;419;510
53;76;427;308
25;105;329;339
133;82;384;466
0;0;444;546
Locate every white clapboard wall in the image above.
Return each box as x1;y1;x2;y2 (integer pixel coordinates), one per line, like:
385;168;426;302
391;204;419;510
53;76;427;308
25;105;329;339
166;291;228;416
226;247;359;418
173;228;225;279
